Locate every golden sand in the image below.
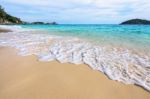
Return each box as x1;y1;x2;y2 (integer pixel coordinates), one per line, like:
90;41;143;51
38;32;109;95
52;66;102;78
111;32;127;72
0;47;149;99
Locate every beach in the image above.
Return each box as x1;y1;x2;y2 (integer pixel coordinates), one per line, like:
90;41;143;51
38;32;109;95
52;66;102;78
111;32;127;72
0;25;150;99
1;0;150;98
0;28;11;33
0;47;150;99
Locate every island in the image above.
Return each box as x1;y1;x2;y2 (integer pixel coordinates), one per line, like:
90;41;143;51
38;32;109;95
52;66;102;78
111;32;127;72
120;19;150;25
0;5;23;24
0;5;58;25
28;22;58;25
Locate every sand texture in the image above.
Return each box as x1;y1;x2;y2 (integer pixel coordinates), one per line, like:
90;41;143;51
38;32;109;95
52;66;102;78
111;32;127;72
0;47;150;99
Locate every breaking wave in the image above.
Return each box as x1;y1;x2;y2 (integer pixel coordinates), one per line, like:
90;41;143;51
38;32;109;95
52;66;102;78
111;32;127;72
0;25;150;91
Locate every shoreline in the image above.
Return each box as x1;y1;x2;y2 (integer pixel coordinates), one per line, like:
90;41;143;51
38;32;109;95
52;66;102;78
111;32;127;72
0;25;150;91
0;46;150;99
0;28;12;33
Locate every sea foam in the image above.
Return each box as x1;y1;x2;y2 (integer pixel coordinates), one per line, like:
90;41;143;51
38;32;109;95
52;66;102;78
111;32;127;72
0;25;150;91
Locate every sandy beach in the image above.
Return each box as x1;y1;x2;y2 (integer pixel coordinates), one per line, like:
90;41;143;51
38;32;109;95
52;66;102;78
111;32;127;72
0;47;149;99
0;28;12;33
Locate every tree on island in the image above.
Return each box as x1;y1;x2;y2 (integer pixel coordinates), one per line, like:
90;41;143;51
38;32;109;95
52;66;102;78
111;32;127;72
0;5;58;25
0;5;22;24
0;5;5;22
120;19;150;25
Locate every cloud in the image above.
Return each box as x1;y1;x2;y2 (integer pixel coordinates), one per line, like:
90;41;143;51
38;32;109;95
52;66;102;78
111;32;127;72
0;0;150;23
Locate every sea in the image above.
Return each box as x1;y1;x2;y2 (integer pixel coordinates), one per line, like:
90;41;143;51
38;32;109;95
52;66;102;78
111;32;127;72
0;24;150;91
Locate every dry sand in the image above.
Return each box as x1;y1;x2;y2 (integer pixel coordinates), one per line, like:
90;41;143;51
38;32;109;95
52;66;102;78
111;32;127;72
0;47;150;99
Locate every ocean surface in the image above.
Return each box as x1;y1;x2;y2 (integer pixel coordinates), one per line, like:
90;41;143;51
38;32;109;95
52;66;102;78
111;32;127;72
0;24;150;91
21;24;150;51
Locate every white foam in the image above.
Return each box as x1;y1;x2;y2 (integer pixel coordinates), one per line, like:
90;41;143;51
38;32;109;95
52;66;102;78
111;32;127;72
0;25;37;33
0;26;150;91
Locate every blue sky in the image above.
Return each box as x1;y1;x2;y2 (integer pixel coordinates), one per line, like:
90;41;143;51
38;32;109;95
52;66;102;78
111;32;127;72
0;0;150;24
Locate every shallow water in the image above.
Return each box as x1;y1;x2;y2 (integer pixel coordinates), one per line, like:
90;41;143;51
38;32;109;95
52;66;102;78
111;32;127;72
0;25;150;91
21;24;150;51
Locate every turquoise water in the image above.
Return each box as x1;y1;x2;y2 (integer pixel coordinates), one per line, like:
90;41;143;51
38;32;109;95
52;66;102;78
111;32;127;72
0;24;150;91
21;24;150;51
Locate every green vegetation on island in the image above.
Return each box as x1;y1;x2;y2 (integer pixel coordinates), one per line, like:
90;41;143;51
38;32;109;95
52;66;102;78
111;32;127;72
120;19;150;25
3;4;149;25
0;5;23;24
0;5;58;25
30;22;58;25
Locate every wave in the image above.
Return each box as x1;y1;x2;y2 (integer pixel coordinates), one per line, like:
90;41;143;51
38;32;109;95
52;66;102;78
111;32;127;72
0;25;150;91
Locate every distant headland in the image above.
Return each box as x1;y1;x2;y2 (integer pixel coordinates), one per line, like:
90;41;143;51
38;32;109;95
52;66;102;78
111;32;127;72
120;19;150;25
0;5;22;24
1;5;150;25
25;22;58;25
0;5;57;25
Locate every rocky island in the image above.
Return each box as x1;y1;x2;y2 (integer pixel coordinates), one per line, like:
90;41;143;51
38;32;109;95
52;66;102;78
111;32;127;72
120;19;150;25
0;5;22;24
28;21;58;25
0;5;57;25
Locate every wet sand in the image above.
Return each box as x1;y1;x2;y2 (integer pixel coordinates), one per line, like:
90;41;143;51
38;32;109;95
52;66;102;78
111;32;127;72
0;47;150;99
0;28;12;33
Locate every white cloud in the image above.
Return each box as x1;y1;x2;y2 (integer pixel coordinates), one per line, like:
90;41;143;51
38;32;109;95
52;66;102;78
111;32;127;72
1;0;150;23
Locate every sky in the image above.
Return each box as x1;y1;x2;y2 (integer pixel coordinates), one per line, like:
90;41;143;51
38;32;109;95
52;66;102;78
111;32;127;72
0;0;150;24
